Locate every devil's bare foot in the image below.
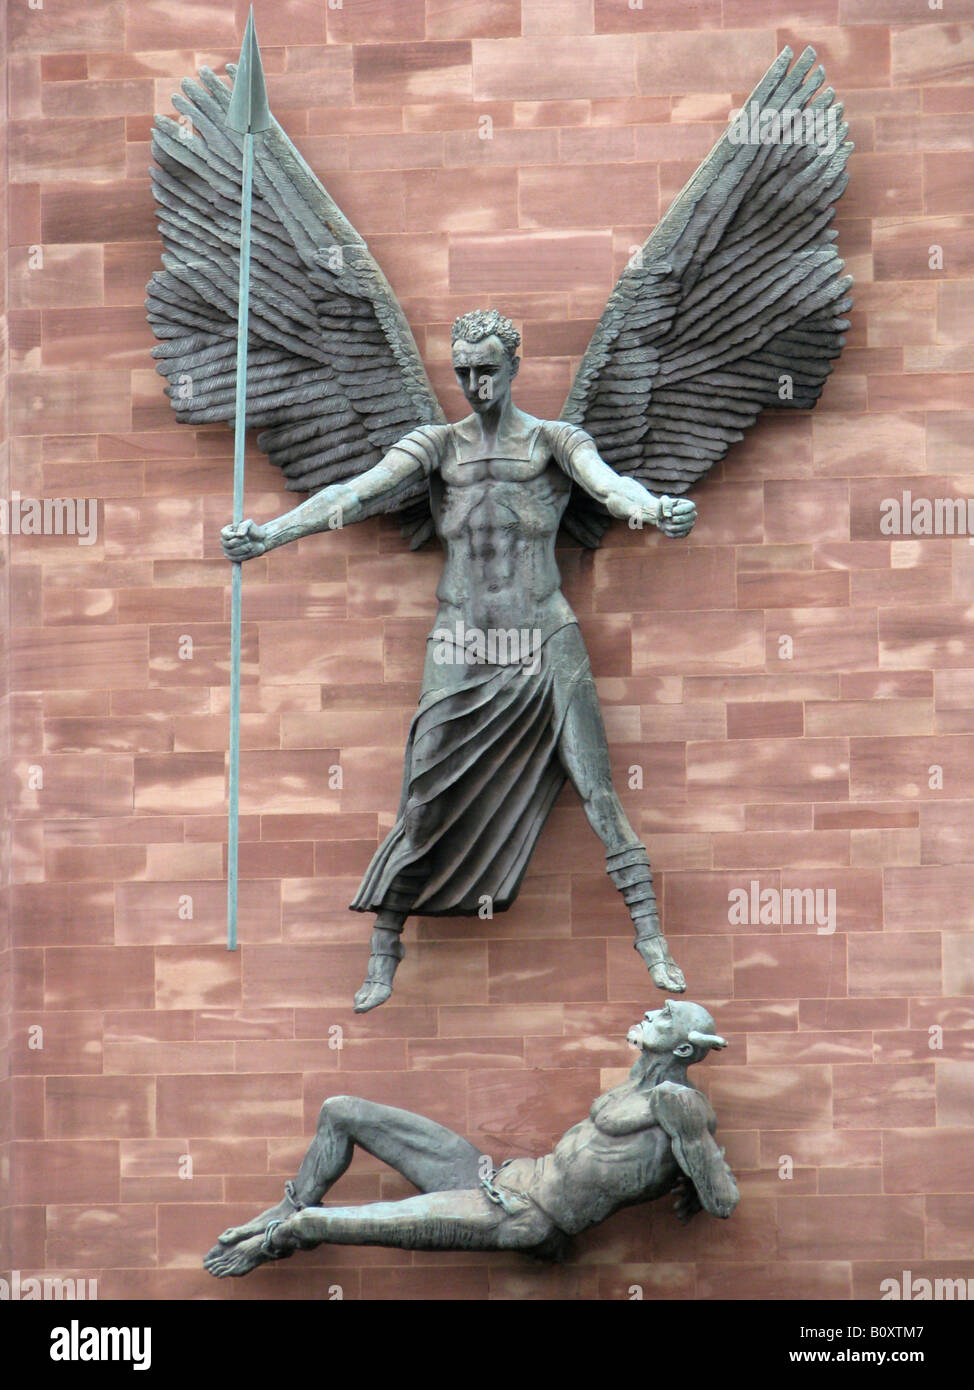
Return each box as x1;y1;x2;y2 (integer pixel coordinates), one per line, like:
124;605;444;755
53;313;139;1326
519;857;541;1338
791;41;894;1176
218;1196;295;1247
353;927;404;1013
635;933;686;993
204;1232;276;1278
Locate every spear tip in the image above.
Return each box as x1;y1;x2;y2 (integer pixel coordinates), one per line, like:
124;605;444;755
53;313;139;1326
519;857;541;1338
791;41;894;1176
226;6;272;135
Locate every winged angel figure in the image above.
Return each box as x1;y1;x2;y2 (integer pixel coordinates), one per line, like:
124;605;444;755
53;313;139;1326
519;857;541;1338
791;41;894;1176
147;46;852;1013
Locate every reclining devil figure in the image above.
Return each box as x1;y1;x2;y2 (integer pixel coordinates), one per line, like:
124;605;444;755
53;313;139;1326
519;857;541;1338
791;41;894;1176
204;1000;738;1273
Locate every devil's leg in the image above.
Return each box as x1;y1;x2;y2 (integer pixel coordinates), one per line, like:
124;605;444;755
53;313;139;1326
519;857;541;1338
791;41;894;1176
206;1186;556;1276
213;1095;484;1251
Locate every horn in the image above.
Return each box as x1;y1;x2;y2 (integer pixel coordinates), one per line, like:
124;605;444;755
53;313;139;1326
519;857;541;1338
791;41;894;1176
688;1030;728;1050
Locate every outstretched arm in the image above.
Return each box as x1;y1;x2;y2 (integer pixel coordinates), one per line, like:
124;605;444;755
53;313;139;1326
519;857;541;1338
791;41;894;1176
549;424;696;538
221;427;439;561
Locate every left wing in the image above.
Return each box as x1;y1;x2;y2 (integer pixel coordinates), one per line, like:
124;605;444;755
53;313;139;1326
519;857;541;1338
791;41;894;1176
147;63;445;547
560;45;853;547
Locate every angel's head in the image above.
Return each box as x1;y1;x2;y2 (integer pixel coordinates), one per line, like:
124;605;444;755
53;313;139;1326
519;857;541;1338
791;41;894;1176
451;309;520;414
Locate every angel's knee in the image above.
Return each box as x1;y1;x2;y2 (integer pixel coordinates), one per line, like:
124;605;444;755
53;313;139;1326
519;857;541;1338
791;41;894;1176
582;783;636;848
402;796;440;847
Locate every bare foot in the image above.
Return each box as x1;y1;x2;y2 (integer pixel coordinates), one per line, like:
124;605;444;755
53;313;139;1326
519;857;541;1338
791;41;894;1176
635;933;686;993
353;927;404;1013
217;1195;295;1247
204;1232;276;1278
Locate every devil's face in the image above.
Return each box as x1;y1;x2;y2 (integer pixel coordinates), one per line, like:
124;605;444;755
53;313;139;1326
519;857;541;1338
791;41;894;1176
627;999;696;1053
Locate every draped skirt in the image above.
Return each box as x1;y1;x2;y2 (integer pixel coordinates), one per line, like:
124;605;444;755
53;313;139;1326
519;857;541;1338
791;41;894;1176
350;623;589;917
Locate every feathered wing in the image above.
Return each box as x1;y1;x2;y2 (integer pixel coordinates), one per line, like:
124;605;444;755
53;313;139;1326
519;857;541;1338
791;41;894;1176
147;64;444;547
560;45;853;548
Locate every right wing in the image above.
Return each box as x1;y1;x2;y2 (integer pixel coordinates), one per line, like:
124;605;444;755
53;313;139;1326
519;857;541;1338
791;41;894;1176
560;45;853;548
147;64;445;546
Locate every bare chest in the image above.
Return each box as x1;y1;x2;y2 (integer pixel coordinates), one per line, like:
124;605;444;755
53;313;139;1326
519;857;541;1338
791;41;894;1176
439;429;555;486
589;1081;643;1132
433;443;569;539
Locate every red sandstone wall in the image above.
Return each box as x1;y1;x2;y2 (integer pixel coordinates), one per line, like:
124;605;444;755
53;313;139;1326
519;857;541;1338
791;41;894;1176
3;0;974;1301
0;0;11;1297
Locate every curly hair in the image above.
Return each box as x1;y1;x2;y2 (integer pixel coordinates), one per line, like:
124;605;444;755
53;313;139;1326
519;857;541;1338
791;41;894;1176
450;308;521;363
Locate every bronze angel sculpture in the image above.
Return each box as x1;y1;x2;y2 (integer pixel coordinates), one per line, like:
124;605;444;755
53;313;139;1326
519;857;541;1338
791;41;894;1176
147;45;852;1012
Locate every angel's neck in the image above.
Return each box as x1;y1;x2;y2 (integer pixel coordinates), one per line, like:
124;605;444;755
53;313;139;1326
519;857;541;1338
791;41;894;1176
470;397;517;449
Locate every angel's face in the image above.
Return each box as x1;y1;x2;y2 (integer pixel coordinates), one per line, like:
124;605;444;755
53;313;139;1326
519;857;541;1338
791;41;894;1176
452;336;518;414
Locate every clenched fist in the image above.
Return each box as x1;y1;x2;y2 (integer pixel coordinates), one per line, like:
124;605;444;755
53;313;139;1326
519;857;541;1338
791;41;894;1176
221;519;267;562
656;495;697;538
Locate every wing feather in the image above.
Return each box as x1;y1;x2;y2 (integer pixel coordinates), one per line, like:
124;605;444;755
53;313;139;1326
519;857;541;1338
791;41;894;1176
147;64;444;546
561;45;853;548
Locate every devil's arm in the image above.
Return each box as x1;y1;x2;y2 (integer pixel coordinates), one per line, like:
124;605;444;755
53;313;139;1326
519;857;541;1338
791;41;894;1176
650;1081;739;1219
259;425;443;551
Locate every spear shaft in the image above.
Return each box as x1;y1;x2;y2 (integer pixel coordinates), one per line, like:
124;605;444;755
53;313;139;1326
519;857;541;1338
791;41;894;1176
227;131;253;952
225;9;271;951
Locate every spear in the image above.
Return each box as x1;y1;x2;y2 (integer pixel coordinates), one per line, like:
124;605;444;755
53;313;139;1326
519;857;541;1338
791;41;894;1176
225;9;271;951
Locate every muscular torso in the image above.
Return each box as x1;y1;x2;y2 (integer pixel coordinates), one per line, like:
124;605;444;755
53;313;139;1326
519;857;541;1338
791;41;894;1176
429;414;575;639
495;1077;700;1237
